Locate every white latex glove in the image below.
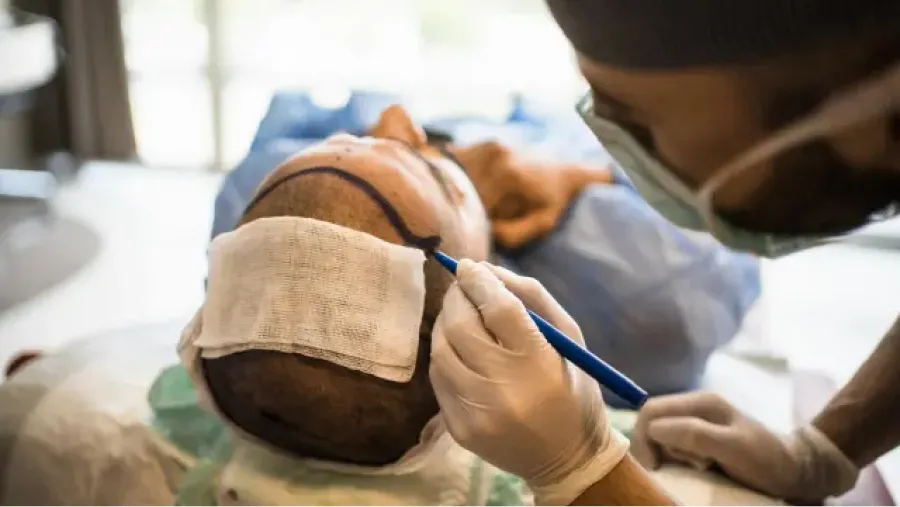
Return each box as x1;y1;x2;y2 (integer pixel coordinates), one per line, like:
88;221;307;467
632;392;859;503
430;259;629;506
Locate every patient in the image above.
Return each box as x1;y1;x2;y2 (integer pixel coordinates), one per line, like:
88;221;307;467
166;105;527;505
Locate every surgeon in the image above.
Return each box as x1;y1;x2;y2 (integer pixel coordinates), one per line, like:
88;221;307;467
429;0;900;505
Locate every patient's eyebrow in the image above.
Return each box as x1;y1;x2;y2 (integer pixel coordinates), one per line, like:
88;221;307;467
385;138;458;205
408;148;456;202
242;166;441;252
422;128;454;145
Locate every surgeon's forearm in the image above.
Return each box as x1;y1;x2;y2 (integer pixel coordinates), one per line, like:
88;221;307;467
571;454;677;506
813;314;900;468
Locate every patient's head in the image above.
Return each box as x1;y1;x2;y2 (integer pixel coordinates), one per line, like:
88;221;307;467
202;105;489;466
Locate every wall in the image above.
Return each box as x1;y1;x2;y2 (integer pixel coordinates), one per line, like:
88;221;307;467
0;111;30;169
1;1;32;168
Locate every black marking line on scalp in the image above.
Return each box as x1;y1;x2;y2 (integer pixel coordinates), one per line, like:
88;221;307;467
242;166;441;252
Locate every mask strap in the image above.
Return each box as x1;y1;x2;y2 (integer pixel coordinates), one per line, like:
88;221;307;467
697;61;900;225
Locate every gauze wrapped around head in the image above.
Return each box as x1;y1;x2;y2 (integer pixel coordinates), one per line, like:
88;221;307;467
188;216;425;382
179;216;451;473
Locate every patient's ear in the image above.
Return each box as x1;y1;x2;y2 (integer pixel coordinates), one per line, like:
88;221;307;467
371;105;427;147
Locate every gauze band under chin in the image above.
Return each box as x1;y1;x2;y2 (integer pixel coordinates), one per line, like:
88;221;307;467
179;216;450;474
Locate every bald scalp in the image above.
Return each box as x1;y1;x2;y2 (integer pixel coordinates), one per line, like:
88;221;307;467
203;158;452;466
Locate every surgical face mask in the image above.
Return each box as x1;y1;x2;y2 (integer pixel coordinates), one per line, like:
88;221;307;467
577;61;900;258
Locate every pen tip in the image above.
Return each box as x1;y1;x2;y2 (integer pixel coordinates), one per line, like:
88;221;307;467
432;250;458;275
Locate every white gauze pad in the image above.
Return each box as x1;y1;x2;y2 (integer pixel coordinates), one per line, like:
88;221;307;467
184;216;427;383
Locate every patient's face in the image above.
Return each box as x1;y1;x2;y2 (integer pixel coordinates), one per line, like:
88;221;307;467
339;104;490;262
203;106;489;466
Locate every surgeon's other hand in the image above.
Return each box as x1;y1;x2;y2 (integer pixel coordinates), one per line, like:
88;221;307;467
633;392;859;503
430;260;628;505
450;142;612;250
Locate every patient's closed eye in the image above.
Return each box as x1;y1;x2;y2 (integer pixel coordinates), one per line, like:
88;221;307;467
261;409;298;428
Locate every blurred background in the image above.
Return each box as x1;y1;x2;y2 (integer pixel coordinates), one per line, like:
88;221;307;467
122;0;584;170
0;0;586;369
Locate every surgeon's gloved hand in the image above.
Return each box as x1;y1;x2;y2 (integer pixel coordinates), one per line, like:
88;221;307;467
633;392;860;504
430;260;628;505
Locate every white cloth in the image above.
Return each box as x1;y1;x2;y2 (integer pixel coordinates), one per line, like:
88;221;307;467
210;436;523;506
0;321;193;505
654;466;784;505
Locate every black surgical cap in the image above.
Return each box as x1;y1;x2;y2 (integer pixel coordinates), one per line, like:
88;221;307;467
545;0;900;69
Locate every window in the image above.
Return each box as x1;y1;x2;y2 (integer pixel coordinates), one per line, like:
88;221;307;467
121;0;584;170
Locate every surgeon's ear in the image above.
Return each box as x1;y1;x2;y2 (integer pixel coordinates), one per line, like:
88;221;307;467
371;104;428;148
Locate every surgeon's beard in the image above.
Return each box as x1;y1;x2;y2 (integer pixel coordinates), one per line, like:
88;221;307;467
720;140;900;236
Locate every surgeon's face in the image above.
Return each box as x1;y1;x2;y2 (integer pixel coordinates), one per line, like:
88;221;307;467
577;53;900;236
